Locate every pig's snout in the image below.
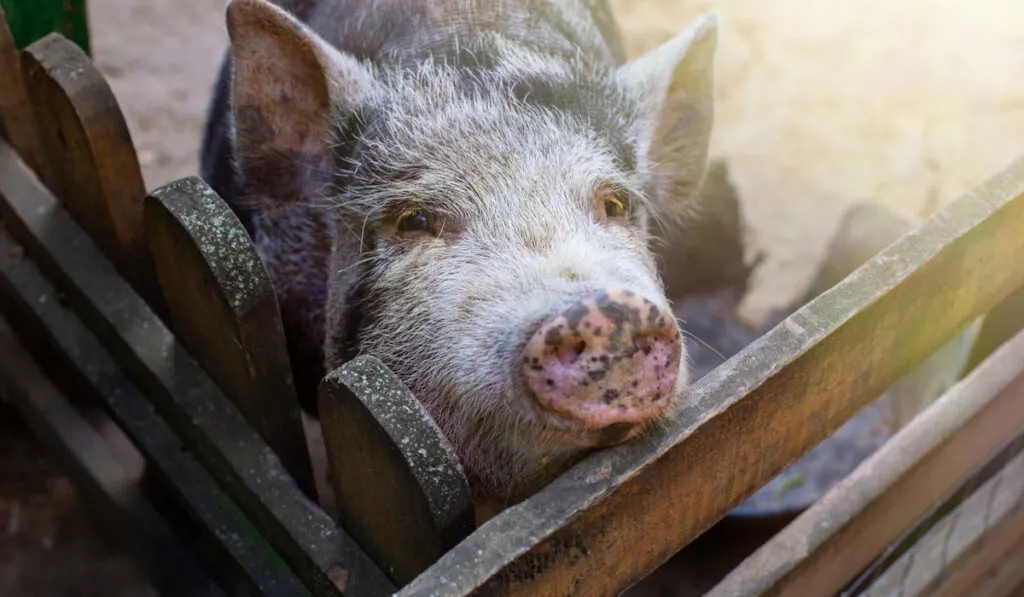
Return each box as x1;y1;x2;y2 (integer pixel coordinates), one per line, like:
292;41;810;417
522;289;682;433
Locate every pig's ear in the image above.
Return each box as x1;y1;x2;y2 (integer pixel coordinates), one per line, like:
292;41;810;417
617;12;718;220
225;0;377;203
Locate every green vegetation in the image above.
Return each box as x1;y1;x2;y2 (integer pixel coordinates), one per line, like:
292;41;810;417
1;0;90;55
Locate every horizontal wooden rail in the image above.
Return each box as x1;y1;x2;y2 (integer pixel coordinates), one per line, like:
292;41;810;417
0;317;223;597
860;444;1024;597
0;139;395;596
399;151;1024;596
706;325;1024;597
0;232;316;596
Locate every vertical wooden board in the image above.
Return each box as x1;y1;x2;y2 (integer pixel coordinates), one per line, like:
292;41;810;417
705;327;1024;597
0;140;396;597
0;7;47;181
18;33;157;305
318;356;475;586
144;176;316;501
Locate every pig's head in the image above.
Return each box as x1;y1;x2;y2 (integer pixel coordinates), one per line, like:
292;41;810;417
224;0;717;502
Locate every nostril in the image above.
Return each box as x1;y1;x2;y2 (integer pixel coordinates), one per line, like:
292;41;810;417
635;337;654;357
556;340;587;365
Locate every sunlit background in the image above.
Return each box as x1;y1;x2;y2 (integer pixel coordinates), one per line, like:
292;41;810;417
86;0;1024;329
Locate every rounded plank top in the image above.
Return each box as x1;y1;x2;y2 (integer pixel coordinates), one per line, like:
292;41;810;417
19;32;156;304
319;355;475;587
144;175;317;501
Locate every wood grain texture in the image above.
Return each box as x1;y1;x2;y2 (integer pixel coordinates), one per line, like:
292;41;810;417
705;327;1024;597
961;282;1024;378
0;316;225;597
19;33;158;306
963;535;1024;597
0;139;395;597
861;448;1024;597
398;151;1024;597
144;176;316;500
319;356;475;586
0;7;47;181
0;232;322;597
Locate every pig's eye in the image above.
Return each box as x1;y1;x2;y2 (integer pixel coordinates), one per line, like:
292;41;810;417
604;195;628;218
397;210;429;232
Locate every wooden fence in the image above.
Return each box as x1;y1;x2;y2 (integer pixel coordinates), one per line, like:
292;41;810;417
1;11;1024;597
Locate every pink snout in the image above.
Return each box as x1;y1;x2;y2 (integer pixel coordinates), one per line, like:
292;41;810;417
522;288;683;434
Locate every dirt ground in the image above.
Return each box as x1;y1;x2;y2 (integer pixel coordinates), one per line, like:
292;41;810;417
4;0;1024;595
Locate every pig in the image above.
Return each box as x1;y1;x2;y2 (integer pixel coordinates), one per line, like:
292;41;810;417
199;0;718;505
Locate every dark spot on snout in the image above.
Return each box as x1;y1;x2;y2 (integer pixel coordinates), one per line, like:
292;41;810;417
596;296;643;330
602;389;620;404
588;370;607;382
608;328;625;352
564;302;592;332
544;326;564;347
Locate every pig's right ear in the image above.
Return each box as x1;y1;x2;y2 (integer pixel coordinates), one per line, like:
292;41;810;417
225;0;377;203
616;12;718;221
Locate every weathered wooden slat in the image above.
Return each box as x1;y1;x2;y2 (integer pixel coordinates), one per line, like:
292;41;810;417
801;201;982;429
144;176;316;500
0;139;395;597
839;403;1024;595
0;7;47;181
962;536;1024;597
860;447;1024;597
0;317;224;597
318;356;475;586
0;233;319;597
961;283;1024;377
19;33;159;306
398;151;1024;597
705;326;1024;597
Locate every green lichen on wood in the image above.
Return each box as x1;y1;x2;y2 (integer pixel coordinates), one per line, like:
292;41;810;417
1;0;90;55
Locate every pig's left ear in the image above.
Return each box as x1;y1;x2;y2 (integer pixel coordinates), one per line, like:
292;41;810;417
225;0;377;204
617;13;718;220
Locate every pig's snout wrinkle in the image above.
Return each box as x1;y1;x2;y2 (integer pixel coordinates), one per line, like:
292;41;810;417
521;288;683;435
